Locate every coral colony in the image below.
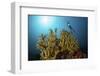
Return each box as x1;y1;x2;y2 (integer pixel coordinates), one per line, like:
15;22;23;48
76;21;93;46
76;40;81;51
37;28;87;60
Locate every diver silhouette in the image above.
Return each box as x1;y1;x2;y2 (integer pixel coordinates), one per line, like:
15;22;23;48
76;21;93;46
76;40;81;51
66;22;79;41
67;22;76;34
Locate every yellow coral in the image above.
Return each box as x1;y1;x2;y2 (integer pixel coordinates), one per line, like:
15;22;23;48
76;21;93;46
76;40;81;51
37;29;79;60
59;31;79;53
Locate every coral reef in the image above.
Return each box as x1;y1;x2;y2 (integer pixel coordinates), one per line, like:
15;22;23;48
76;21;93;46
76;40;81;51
37;28;86;60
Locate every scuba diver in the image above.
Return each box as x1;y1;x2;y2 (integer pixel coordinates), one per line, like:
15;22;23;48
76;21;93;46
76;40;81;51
66;21;79;41
67;22;76;34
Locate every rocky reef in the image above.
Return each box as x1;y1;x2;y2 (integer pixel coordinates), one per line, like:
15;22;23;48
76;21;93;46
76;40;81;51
37;28;87;60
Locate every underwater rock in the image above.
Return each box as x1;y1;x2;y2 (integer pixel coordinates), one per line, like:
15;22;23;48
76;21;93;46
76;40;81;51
56;50;87;59
56;51;69;59
72;50;87;58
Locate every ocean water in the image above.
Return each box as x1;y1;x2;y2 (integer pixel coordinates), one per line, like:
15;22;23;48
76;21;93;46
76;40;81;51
28;15;88;60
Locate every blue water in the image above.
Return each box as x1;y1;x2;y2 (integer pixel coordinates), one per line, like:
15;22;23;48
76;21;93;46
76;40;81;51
28;15;88;60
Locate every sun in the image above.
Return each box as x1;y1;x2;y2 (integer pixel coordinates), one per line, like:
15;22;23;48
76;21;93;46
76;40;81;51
42;16;49;25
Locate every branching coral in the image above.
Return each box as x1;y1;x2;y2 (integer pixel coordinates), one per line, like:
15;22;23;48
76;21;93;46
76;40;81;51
37;29;59;60
59;30;79;53
37;28;80;60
